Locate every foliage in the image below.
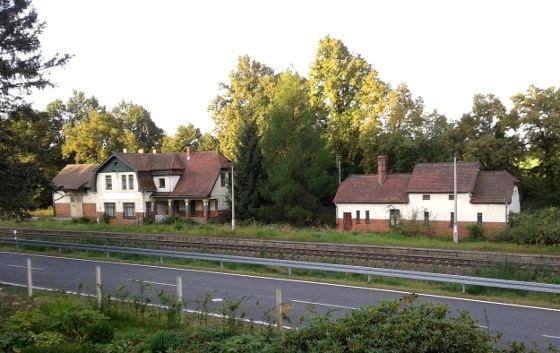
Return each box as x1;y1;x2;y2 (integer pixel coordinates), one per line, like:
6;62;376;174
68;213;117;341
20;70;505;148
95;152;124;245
467;223;485;242
281;294;499;352
161;123;200;152
146;330;181;353
508;207;560;245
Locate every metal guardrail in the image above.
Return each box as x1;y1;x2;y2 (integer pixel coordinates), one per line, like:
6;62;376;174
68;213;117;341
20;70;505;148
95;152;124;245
2;237;560;294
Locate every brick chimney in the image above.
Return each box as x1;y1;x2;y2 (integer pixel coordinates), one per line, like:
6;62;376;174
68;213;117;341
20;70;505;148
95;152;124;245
378;156;387;185
185;145;194;160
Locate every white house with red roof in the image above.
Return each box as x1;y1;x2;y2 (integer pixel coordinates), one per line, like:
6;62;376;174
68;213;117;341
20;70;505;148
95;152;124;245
333;156;520;238
52;147;232;224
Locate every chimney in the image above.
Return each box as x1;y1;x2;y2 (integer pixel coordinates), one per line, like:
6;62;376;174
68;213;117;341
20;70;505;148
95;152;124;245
138;148;145;153
185;145;194;160
377;156;387;185
123;148;127;153
152;149;161;154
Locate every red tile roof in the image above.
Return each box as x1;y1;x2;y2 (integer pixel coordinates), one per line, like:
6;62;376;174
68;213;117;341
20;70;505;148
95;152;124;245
52;164;98;190
170;151;231;198
334;161;518;205
333;174;411;203
471;171;519;204
408;162;480;193
115;152;187;172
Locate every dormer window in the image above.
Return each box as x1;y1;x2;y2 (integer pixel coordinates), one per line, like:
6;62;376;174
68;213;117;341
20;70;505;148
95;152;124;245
159;178;165;188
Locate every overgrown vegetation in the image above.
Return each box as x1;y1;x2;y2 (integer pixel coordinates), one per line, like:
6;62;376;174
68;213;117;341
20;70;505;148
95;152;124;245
1;285;556;353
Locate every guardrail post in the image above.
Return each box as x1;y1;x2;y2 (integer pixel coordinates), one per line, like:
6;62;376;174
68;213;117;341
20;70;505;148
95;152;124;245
462;284;466;293
288;268;292;276
276;289;282;331
176;276;183;323
14;230;18;251
220;261;223;269
160;251;163;263
96;266;102;308
106;251;110;258
27;258;32;297
368;274;371;283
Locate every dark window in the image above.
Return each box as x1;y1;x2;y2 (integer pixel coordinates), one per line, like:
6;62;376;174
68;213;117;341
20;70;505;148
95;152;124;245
121;175;127;190
449;194;454;200
422;195;430;200
390;209;400;226
128;175;134;190
356;210;361;224
424;211;430;225
450;212;455;227
365;210;370;224
104;202;116;218
123;203;135;218
145;202;151;218
221;172;226;187
477;212;483;225
159;178;165;188
105;176;112;190
172;200;180;215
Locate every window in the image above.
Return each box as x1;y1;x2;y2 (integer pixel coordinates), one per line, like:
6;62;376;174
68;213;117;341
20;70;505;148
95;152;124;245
105;176;112;190
128;175;134;190
356;210;361;224
159;178;165;188
449;194;454;200
104;202;116;218
424;211;430;225
221;172;227;187
450;212;455;227
390;209;400;226
145;202;151;218
477;212;483;225
422;195;430;200
365;210;370;224
123;203;135;218
121;175;127;190
172;200;180;215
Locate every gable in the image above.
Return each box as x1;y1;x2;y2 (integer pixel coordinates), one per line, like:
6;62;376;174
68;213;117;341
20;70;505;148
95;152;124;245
471;171;519;204
96;156;135;173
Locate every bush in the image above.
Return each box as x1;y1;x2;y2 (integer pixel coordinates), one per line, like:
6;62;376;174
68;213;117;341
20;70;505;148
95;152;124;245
147;330;181;353
281;294;498;353
467;223;484;242
87;320;114;344
509;207;560;245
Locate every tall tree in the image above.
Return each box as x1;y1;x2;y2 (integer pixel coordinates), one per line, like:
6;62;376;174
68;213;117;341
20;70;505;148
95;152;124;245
161;123;201;152
112;101;164;151
307;35;386;172
232;120;268;222
209;55;275;162
260;70;334;225
197;132;219;151
511;85;560;206
61;110;122;163
0;0;71;218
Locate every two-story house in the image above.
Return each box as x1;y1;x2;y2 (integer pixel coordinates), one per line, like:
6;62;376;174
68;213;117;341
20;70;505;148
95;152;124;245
52;147;232;224
333;156;520;238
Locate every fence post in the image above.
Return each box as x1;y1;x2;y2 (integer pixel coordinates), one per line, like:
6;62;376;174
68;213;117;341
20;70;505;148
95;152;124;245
96;266;102;308
176;276;183;323
276;288;282;331
14;230;18;251
27;258;32;297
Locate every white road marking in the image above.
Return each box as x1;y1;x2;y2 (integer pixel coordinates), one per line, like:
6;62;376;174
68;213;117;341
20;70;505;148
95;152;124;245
543;335;560;340
292;299;356;310
8;264;44;270
129;279;175;287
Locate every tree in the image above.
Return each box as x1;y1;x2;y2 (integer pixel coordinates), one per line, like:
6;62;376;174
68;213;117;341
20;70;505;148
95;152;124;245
61;110;122;163
511;85;560;206
0;0;71;218
161;123;201;153
232;120;268;222
307;36;387;172
260;70;334;225
112;101;164;151
209;55;275;162
197;132;219;151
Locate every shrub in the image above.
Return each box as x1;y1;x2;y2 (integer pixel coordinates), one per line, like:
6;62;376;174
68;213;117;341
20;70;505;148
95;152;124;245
281;294;498;353
467;223;484;242
147;330;181;353
87;320;114;344
509;207;560;245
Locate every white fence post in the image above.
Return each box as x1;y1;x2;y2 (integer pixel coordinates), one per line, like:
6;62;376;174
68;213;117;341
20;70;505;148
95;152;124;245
276;288;282;330
176;276;183;323
96;266;102;308
26;258;32;297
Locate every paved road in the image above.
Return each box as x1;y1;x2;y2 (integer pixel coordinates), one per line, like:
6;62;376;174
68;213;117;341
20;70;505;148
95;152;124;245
1;251;559;348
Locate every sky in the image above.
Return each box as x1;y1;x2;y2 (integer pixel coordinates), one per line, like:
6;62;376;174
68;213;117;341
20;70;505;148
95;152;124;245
28;0;559;135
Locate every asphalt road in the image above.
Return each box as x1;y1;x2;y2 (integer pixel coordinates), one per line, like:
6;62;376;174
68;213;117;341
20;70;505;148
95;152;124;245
1;251;559;348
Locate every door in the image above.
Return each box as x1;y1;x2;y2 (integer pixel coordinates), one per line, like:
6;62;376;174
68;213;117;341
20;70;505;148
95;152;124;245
343;212;352;231
70;196;83;218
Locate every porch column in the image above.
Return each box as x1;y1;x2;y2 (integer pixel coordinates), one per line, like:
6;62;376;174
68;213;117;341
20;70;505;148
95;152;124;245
203;199;209;219
167;199;172;215
184;199;190;217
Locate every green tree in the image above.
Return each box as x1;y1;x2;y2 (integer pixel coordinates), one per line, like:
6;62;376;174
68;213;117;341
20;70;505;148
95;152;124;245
232;120;268;222
209;55;275;162
260;70;334;225
307;35;387;172
459;94;522;172
511;85;560;207
63;90;104;124
112;101;164;151
62;110;122;163
197;132;219;151
161;123;201;152
0;0;71;218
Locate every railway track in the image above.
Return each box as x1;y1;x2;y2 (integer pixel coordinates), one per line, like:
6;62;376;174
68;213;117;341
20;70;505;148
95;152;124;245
2;228;559;276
